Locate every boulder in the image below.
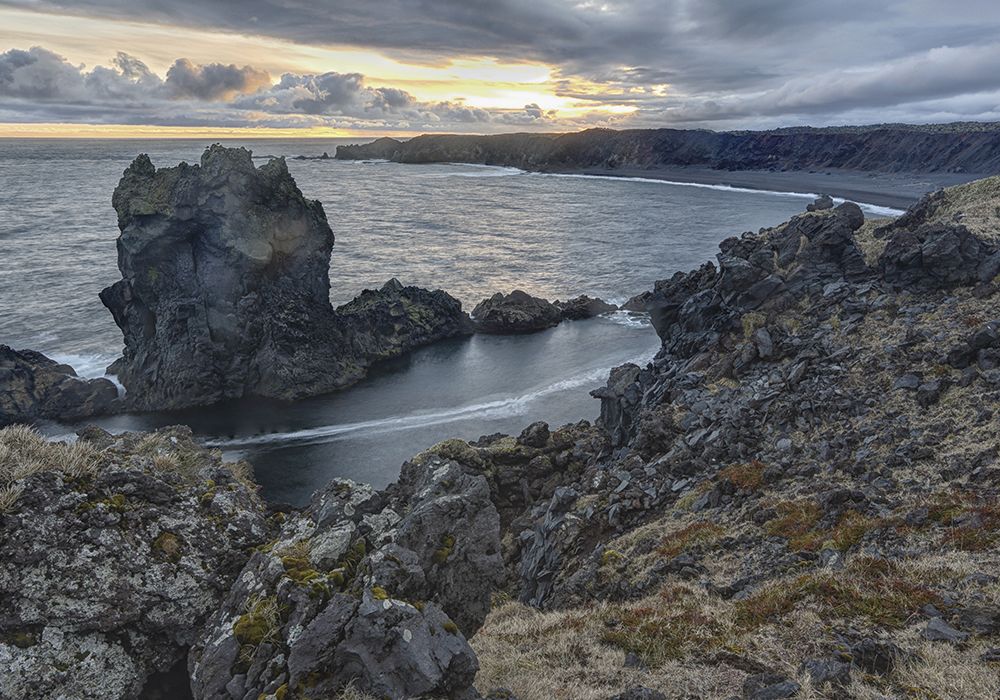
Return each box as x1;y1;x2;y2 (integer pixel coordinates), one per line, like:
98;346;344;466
0;426;270;700
807;193;835;211
189;456;503;699
553;295;618;320
0;345;119;426
472;290;562;334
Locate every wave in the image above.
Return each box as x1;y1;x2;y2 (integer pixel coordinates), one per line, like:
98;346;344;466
205;352;651;449
603;310;652;329
429;164;525;179
48;352;124;394
525;171;906;217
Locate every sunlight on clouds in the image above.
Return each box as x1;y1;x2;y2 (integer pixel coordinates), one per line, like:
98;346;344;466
0;7;638;134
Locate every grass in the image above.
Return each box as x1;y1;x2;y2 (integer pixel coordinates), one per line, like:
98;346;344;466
718;460;766;491
735;557;940;630
600;584;729;665
0;425;257;513
657;521;725;558
233;594;284;671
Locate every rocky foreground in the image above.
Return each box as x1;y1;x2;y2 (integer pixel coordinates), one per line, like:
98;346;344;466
3;177;1000;699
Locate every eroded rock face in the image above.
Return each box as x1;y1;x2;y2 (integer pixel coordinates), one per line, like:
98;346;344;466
0;346;120;426
0;426;271;700
472;290;562;334
189;456;502;700
100;147;472;411
101;146;345;410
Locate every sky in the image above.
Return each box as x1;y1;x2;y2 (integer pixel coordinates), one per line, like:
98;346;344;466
2;0;1000;137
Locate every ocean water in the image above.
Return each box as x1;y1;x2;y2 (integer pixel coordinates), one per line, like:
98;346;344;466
0;138;898;502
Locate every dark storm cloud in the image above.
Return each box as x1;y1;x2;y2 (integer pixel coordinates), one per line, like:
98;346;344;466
4;0;1000;127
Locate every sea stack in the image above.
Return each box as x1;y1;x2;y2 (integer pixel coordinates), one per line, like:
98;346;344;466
100;146;472;411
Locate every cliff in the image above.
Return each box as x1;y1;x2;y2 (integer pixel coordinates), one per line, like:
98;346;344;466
336;122;1000;175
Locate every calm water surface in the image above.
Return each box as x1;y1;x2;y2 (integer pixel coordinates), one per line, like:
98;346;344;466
0;138;896;502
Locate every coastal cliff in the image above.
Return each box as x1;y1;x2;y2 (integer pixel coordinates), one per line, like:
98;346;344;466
4;177;1000;699
336;123;1000;175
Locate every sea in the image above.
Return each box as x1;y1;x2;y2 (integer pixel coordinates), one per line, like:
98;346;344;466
0;138;902;503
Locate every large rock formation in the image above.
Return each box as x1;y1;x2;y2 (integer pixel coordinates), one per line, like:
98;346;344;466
100;146;471;411
0;346;119;426
0;426;271;700
471;290;563;334
189;454;503;700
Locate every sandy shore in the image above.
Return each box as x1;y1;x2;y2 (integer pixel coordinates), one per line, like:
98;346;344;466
546;165;989;210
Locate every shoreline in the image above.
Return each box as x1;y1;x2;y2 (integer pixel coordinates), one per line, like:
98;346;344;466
541;165;989;210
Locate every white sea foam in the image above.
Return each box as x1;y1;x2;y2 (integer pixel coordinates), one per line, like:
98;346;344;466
604;310;652;329
524;171;906;217
48;352;125;394
205;352;651;449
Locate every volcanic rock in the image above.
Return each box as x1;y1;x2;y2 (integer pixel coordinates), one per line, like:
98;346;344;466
553;295;618;320
0;426;270;700
0;345;119;426
472;290;562;334
189;455;503;699
100;146;471;411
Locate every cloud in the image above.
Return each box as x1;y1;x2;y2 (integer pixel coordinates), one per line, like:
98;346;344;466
4;0;1000;130
0;45;557;131
165;58;271;100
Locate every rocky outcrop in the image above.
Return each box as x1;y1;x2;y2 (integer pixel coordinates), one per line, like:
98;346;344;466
553;295;618;320
190;455;502;700
876;176;1000;288
0;426;271;700
460;178;1000;698
472;290;562;334
0;346;119;426
472;291;618;334
337;123;1000;174
335;278;473;361
100;145;346;410
100;146;471;411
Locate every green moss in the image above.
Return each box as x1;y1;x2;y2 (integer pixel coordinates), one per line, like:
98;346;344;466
233;596;281;647
600;590;727;666
274;685;288;700
442;620;459;634
422;438;483;467
105;493;128;511
200;490;216;507
433;534;456;564
764;500;824;551
151;531;183;563
371;586;389;600
4;631;38;649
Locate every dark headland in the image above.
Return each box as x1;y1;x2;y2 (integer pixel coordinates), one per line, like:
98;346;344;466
336;123;1000;208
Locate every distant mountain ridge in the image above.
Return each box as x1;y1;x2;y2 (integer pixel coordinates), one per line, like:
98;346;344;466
336;123;1000;174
